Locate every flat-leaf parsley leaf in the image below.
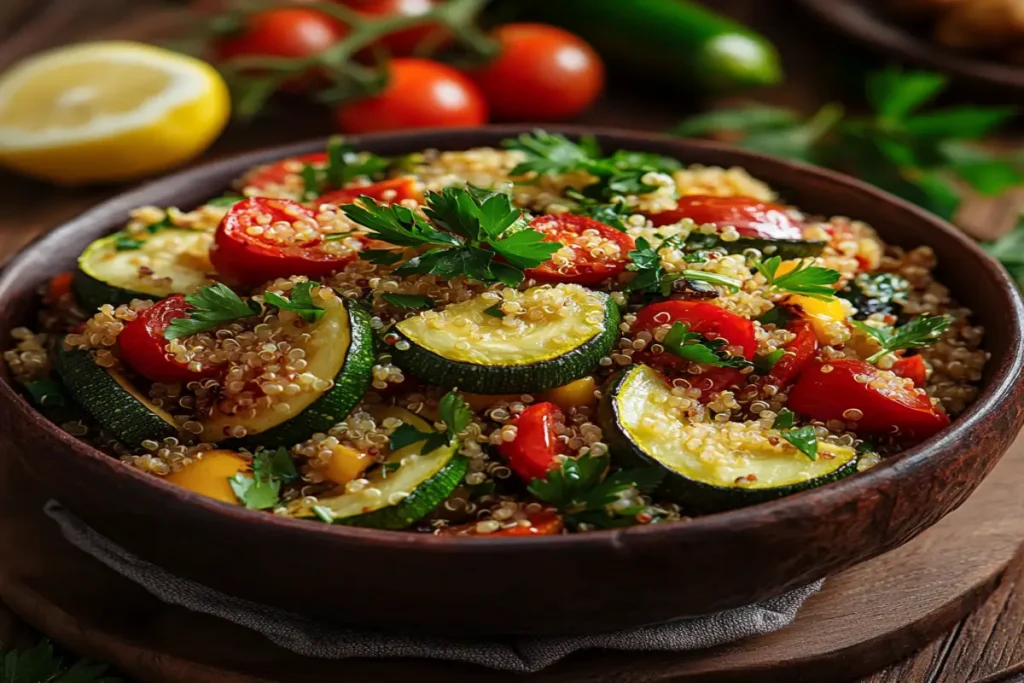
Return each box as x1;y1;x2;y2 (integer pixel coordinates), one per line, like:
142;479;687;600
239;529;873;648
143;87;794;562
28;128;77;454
853;315;953;363
164;283;261;340
756;256;840;301
263;281;327;323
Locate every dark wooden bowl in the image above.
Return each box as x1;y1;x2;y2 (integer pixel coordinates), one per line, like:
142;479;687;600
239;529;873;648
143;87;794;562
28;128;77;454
796;0;1024;95
1;127;1022;637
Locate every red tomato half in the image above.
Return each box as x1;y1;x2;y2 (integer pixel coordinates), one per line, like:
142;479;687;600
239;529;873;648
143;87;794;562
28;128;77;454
316;176;423;206
471;23;604;121
766;320;818;387
633;301;757;399
118;296;220;384
334;58;488;134
788;359;950;440
211;197;363;286
438;512;564;537
524;215;634;285
239;153;328;193
498;402;567;483
892;354;928;388
647;195;804;240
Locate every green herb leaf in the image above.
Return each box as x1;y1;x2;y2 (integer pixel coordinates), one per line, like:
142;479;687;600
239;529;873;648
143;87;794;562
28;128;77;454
112;232;146;251
757;306;792;328
756;256;840;301
483;303;504;318
503;130;602;177
342;200;460;249
854;315;953;363
0;639;121;683
569;197;631;230
774;407;796;430
387;391;468;453
754;348;785;374
357;248;404;265
983;217;1024;290
299;164;320;203
902;106;1018;139
324;136;389;189
662;322;753;369
228;447;298;511
164;283;261;340
680;269;741;291
381;293;434;310
867;68;947;120
263;281;326;323
672;104;802;137
206;193;245;207
782;425;818;461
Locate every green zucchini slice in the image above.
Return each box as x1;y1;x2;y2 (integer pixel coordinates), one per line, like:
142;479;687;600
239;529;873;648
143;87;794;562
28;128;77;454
73;228;214;311
201;298;374;449
390;284;620;394
600;364;858;512
54;342;178;448
305;408;466;530
685;233;827;259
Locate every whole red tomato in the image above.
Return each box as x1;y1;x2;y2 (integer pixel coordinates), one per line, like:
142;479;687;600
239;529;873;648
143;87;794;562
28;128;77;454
334;58;488;133
471;23;604;121
345;0;449;55
213;8;347;91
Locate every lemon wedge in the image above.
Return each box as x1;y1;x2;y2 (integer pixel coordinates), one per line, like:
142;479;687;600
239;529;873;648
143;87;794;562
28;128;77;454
0;41;230;185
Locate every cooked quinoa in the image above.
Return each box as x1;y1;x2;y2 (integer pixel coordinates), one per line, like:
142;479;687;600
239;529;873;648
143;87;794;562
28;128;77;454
4;133;989;535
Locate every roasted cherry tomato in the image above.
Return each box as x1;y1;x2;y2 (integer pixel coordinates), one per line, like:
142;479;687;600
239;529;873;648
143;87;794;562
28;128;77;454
892;354;928;388
498;402;567;483
633;300;757;398
766;319;818;387
470;23;604;121
438;511;564;537
118;295;219;384
213;9;347;92
647;195;803;240
45;272;74;304
788;359;950;440
211;197;363;285
316;176;423;206
524;215;634;285
238;153;328;193
334;58;488;134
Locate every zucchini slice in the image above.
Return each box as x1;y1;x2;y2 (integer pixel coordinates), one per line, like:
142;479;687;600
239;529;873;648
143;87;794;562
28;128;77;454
600;364;858;512
74;228;214;311
201;298;374;449
685;233;827;259
54;342;178;448
305;407;466;530
390;284;620;394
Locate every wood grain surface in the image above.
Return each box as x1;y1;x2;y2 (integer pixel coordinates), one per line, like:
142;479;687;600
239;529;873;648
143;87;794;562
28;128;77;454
1;0;1023;680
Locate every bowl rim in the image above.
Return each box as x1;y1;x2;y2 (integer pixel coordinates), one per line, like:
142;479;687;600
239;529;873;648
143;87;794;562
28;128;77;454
2;124;1022;552
796;0;1024;92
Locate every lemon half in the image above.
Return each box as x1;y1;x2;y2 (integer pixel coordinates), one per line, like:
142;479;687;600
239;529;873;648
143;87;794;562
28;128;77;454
0;41;230;185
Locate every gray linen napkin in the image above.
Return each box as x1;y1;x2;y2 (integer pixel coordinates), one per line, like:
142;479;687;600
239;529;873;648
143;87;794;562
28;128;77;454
45;501;822;674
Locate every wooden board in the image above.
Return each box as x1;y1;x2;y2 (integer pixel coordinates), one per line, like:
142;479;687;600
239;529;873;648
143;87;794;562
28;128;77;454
1;435;1022;683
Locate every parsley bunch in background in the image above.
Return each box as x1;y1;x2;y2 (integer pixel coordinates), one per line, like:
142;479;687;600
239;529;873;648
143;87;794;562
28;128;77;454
0;639;120;683
673;67;1022;222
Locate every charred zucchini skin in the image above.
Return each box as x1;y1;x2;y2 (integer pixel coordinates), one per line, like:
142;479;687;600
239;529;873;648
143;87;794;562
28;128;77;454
389;293;621;394
599;365;858;513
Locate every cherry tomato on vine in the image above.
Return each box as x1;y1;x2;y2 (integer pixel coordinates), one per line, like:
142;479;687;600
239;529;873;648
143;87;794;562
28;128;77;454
438;511;564;537
788;359;949;440
766;319;818;387
470;23;604;121
211;197;364;285
498;402;567;484
647;195;804;240
334;58;488;133
632;300;757;399
523;215;634;286
341;0;450;55
316;176;423;206
213;9;347;92
118;295;221;384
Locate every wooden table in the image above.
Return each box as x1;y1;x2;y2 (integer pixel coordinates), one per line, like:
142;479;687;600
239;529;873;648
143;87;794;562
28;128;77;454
1;1;1023;681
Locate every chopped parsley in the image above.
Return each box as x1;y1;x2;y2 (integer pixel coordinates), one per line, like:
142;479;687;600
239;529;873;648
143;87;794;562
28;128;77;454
229;448;299;510
782;425;819;461
626;236;741;295
263;281;326;322
342;186;561;286
380;293;434;310
661;322;753;369
112;233;146;251
483;302;505;318
388;390;471;454
527;452;665;529
756;256;841;301
753;348;786;374
205;193;245;207
853;315;953;363
757;305;793;328
164;283;261;340
774;407;796;430
299;137;390;201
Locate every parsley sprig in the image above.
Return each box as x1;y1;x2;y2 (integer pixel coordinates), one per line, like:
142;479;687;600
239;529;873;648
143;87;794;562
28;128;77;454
164;283;261;340
770;408;818;460
853;315;953;363
672;67;1023;220
299;137;390;202
756;256;841;301
661;322;753;369
527;452;664;529
342;186;561;286
627;237;741;295
263;281;326;323
388;391;472;454
0;639;121;683
983;216;1024;291
229;448;299;510
381;293;434;310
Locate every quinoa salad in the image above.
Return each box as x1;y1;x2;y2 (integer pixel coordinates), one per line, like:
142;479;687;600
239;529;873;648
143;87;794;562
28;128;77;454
4;132;989;535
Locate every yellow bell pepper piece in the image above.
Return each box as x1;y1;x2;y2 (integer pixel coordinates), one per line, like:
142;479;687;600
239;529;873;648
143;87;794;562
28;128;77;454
323;444;374;486
784;294;847;344
544;376;599;411
165;450;248;505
